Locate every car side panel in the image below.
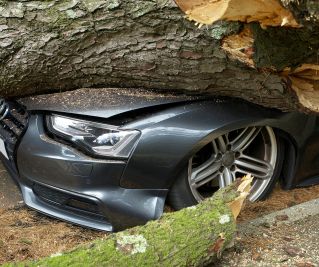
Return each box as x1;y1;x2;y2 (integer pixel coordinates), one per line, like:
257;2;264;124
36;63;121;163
292;116;319;187
120;100;313;189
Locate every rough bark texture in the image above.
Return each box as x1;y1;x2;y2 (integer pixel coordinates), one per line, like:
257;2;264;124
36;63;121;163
0;0;318;112
176;0;319;112
3;179;251;267
0;0;314;112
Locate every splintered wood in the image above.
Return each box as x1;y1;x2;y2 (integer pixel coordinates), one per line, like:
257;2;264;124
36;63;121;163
174;0;300;28
221;26;255;68
281;64;319;112
228;174;253;220
175;0;319;113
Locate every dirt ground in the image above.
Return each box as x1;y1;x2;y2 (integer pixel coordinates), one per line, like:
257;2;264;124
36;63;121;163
237;184;319;222
0;170;22;210
1;184;319;265
213;213;319;267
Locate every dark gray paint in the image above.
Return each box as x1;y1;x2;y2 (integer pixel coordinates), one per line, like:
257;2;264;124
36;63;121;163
17;115;166;230
1;91;319;231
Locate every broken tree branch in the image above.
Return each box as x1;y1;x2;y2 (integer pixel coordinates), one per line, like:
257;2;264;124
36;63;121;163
8;176;253;267
175;0;319;112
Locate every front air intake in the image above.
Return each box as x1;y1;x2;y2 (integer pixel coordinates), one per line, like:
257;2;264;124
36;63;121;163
33;183;106;222
0;99;9;121
0;99;28;161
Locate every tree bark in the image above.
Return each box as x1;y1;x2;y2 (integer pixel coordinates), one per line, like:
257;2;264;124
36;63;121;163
0;0;316;110
9;177;252;267
0;0;318;112
175;0;319;112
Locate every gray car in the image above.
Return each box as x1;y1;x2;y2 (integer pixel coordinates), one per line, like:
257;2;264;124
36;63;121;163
0;88;317;231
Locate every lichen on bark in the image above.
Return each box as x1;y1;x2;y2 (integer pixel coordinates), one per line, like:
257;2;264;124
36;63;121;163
3;184;244;267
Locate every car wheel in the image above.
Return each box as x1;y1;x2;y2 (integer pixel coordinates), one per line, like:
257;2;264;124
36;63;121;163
168;126;283;210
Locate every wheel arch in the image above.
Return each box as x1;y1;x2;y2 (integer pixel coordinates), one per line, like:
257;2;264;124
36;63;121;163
168;119;300;191
273;128;298;190
121;99;308;191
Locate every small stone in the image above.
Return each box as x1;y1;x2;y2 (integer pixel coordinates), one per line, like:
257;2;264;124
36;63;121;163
283;236;294;242
260;222;271;228
295;261;315;267
262;233;269;238
284;246;302;257
276;214;289;221
251;251;262;261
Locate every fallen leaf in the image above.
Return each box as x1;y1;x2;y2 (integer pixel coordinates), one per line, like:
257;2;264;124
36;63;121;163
208;233;225;258
284;246;302;257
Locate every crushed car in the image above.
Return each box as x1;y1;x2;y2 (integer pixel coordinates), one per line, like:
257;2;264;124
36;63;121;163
0;88;317;231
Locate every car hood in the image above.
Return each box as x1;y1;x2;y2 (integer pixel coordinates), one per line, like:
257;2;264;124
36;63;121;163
18;88;198;118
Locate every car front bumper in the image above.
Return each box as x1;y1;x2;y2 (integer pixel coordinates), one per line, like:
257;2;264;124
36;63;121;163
0;104;167;231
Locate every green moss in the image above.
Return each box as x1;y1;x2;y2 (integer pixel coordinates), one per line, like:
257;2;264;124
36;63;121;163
251;23;319;70
4;185;238;267
207;21;242;40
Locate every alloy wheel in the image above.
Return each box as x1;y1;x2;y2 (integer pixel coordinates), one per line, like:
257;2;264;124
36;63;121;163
188;126;277;202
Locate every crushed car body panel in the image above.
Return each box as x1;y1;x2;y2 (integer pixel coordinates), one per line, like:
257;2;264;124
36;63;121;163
0;88;319;231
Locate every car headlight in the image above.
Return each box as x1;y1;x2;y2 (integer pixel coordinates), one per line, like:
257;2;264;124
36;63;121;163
46;114;140;158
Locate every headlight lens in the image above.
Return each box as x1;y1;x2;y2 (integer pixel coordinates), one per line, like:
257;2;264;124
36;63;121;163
47;115;140;158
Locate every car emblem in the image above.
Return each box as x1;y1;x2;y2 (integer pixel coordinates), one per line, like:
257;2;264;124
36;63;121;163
0;99;9;121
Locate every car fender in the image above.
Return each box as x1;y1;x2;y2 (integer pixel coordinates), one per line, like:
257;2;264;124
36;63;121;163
120;99;311;190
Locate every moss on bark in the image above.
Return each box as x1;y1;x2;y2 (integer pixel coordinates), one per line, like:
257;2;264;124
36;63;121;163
252;23;319;70
3;186;240;267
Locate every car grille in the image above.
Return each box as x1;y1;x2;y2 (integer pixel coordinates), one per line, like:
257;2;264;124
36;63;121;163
33;183;106;222
0;99;28;160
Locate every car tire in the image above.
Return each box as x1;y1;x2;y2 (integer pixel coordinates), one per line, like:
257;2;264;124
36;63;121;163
168;126;284;210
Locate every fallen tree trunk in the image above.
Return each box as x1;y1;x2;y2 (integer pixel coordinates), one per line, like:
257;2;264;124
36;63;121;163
5;176;252;267
0;0;318;112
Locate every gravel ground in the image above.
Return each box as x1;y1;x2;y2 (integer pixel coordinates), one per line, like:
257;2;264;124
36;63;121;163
213;214;319;267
